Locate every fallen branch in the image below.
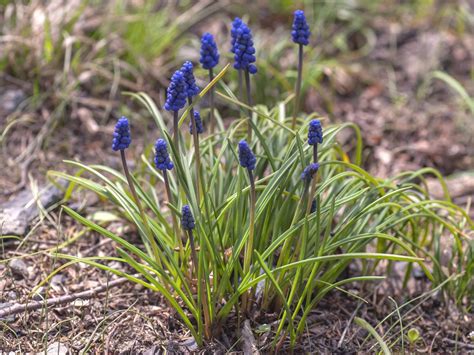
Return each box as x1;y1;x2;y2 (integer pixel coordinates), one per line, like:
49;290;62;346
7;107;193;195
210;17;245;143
0;277;129;319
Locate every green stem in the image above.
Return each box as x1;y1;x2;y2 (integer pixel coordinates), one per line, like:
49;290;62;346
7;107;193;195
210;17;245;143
242;168;256;312
313;144;318;164
163;170;183;262
238;69;243;102
188;229;211;340
244;69;253;141
209;68;215;134
173;110;179;157
267;179;310;311
188;97;202;202
120;150;161;267
291;44;304;130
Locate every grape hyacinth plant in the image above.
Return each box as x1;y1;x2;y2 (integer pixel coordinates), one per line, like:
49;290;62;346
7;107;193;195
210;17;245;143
291;9;311;129
154;138;182;260
189;111;204;134
230;17;244;100
200;33;219;133
181;61;203;199
238;139;257;312
308;119;323;162
231;18;257;140
111;117;131;152
165;69;188;155
50;9;473;352
181;204;211;339
112;117;161;266
301;162;320;183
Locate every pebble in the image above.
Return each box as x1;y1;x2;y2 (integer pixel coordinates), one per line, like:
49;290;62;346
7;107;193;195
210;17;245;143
8;259;29;279
43;342;69;355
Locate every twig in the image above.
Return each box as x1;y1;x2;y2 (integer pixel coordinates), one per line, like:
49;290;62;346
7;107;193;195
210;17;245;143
442;338;474;350
337;302;362;348
0;276;130;319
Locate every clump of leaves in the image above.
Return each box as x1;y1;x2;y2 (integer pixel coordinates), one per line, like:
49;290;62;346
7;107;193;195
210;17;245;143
46;78;472;347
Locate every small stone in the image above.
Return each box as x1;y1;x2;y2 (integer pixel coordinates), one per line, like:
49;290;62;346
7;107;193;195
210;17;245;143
9;259;29;279
44;341;69;355
51;274;66;286
0;89;25;115
0;182;66;237
180;337;198;351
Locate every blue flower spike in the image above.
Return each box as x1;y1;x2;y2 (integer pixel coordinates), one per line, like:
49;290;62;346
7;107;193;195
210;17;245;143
112;116;131;151
292;10;311;46
154;138;174;171
230;17;243;54
308;119;323;145
190;111;204;135
200;33;219;70
181;61;200;98
301;163;320;182
181;205;195;231
164;70;188;112
232;19;257;74
238;140;256;171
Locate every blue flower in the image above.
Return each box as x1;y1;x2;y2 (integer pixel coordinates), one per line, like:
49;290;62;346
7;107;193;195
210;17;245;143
154;138;174;171
164;70;188;112
308;119;323;145
310;199;317;213
181;61;200;98
200;33;219;70
189;111;204;135
112;116;131;151
181;205;195;230
292;10;311;46
238;140;256;171
301;163;320;182
231;19;257;74
230;17;243;54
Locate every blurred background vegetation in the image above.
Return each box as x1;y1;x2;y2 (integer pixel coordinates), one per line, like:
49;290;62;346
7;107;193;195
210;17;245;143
0;0;473;201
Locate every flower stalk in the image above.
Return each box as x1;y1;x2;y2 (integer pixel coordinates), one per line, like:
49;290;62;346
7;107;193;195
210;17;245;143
173;110;179;156
290;10;311;130
164;168;183;261
244;69;253;141
189;99;202;201
112;117;161;266
242;168;256;312
182;205;211;340
238;140;257;312
120;150;161;266
200;33;219;133
154;138;181;261
291;43;303;130
165;70;188;156
231;18;257;141
181;61;202;201
208;68;216;133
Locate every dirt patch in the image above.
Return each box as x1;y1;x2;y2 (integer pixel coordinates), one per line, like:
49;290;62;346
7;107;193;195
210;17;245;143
1;217;472;353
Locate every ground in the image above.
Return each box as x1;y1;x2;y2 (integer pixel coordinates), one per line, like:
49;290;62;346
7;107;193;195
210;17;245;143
0;1;473;353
